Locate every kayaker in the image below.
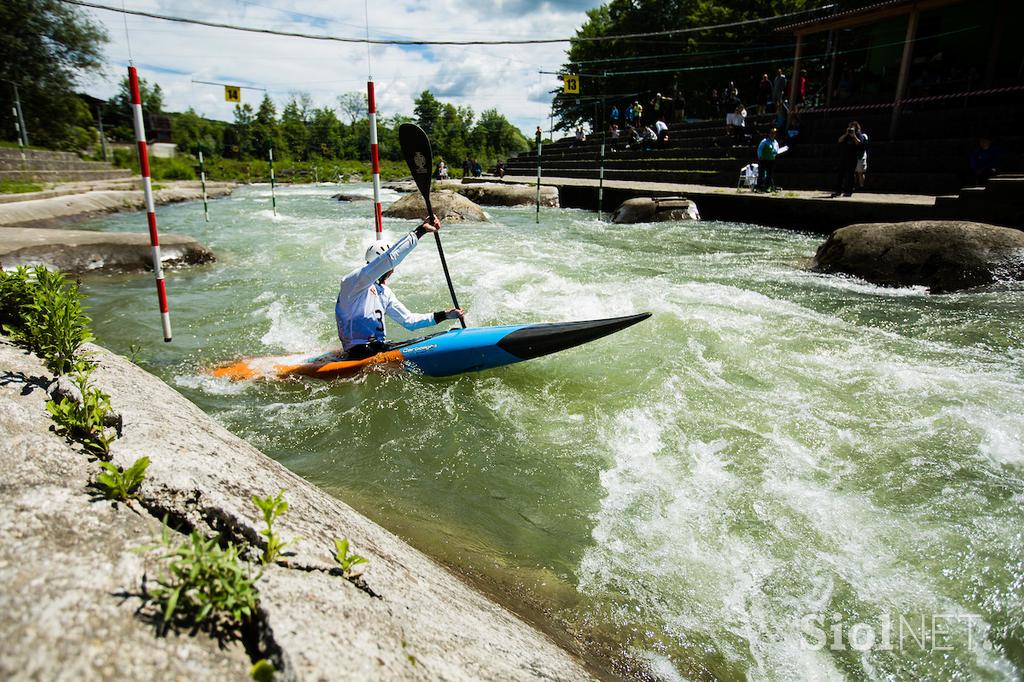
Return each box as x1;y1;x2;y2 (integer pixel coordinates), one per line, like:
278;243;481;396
336;216;465;359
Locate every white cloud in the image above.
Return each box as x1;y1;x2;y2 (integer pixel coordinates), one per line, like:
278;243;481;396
78;0;594;135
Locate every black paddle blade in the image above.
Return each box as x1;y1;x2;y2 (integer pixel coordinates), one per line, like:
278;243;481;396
398;123;434;218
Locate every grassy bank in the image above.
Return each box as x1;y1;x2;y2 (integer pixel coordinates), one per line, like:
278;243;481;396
112;151;414;184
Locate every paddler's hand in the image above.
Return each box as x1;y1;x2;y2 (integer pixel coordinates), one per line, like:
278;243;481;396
444;307;465;320
420;216;442;233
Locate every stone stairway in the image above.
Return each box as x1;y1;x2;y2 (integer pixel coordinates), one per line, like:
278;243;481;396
935;174;1024;227
504;102;1023;197
0;147;134;184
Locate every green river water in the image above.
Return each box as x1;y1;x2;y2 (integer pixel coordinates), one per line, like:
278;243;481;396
79;184;1023;680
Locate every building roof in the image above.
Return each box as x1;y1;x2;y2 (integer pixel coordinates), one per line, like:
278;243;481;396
776;0;963;35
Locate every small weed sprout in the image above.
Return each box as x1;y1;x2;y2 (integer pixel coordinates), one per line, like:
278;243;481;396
332;537;369;577
145;522;260;633
250;659;275;682
46;366;116;456
252;489;297;565
95;456;149;502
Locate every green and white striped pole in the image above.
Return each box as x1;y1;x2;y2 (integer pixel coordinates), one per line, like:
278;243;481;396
268;147;277;216
198;150;209;222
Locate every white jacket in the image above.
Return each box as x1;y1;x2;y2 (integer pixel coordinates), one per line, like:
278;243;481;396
335;230;439;351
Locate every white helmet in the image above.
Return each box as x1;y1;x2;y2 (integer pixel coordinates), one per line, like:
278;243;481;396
364;240;391;263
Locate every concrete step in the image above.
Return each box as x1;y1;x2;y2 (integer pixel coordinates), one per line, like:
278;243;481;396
0;158;123;172
0;169;135;183
0;147;81;163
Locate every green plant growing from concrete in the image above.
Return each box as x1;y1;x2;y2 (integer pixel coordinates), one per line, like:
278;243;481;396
46;367;116;456
252;489;297;565
146;522;260;633
249;659;275;682
95;456;149;502
332;537;368;577
0;265;93;375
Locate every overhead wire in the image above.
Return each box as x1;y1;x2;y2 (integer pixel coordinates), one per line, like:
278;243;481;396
62;0;835;46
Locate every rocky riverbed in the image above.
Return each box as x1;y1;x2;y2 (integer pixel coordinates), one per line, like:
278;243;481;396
0;336;594;681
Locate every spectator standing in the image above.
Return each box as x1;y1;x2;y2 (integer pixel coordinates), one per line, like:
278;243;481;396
707;89;719;119
462;157;472;177
855;129;869;189
795;69;808;108
756;127;780;192
610;105;620;126
673;89;686;123
969;136;1002;183
756;74;772;115
831;121;866;197
625;103;635;126
472;159;483;177
633;101;644;126
772;69;787;112
496;161;505;179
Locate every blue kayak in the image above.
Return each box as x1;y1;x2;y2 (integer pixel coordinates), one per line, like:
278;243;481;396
211;313;651;380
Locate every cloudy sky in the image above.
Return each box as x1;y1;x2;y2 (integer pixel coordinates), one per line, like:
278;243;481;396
77;0;601;135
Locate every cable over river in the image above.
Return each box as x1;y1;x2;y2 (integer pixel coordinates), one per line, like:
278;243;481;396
81;184;1024;680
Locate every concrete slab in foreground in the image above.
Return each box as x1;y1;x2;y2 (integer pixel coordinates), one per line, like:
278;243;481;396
0;338;595;681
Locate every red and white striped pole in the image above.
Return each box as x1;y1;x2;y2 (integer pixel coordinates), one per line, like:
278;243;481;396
367;80;383;236
128;65;172;342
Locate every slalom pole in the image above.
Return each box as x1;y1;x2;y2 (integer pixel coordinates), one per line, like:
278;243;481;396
598;140;606;220
199;150;209;222
10;84;27;170
128;65;172;343
268;147;277;216
535;135;542;224
367;80;383;236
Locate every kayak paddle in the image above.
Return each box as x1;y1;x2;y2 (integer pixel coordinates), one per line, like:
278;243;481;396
398;123;466;329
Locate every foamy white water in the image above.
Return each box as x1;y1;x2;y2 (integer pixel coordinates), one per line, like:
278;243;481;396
81;184;1024;680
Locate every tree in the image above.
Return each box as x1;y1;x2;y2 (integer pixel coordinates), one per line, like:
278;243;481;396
280;98;310;160
413;90;442;134
106;75;165;141
336;91;367;125
0;0;108;149
171;108;223;157
554;0;812;129
251;94;281;157
307;107;342;159
231;103;255;158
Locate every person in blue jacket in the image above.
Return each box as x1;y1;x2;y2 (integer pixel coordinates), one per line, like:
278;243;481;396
756;127;780;192
336;216;464;359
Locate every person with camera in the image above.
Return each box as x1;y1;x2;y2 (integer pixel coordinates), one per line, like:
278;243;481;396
831;121;866;197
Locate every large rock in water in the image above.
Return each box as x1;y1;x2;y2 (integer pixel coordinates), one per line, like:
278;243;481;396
383;190;489;222
447;182;559;207
811;220;1024;292
611;196;700;223
0;227;215;274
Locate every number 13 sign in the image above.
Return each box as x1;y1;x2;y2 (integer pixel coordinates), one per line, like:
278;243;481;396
563;75;580;94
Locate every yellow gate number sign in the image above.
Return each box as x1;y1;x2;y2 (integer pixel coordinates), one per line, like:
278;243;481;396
563;75;580;94
224;85;241;103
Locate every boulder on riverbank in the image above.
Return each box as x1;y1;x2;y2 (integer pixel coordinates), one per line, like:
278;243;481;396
611;196;700;224
811;220;1024;292
443;181;559;207
0;336;593;680
0;227;215;274
383;190;489;222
